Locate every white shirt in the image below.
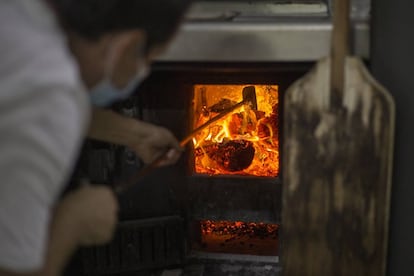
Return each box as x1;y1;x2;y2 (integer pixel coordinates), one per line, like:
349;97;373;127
0;0;90;272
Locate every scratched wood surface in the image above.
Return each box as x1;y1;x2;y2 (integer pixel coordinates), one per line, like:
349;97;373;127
281;57;395;276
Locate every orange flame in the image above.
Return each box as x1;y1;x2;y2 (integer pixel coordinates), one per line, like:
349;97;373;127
201;220;279;237
192;85;279;177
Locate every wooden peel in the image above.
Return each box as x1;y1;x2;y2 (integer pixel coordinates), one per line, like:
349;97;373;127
281;0;395;276
115;86;257;194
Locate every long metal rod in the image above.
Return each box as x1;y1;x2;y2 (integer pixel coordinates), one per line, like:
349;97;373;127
114;100;247;195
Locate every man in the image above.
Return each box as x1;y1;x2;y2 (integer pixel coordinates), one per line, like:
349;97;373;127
0;0;192;275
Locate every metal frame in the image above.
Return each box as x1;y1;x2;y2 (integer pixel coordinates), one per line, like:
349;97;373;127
157;18;369;62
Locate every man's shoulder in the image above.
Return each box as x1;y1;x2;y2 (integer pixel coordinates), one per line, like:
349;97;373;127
0;0;89;116
0;0;91;158
0;0;83;93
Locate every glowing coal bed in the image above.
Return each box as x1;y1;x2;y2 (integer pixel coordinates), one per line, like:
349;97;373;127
193;220;280;256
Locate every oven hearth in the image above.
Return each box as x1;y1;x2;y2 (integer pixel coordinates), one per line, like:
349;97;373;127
195;220;279;256
70;62;309;275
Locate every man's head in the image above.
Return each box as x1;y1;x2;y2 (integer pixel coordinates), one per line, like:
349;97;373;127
49;0;192;94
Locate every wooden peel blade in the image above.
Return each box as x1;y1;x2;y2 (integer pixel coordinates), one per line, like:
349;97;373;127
281;0;395;275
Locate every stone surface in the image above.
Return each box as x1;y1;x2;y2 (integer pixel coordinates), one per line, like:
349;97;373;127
184;252;280;276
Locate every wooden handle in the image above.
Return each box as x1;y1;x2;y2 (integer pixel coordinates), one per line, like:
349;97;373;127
330;0;351;107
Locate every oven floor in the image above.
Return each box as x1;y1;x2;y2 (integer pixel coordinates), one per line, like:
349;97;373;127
88;253;281;276
194;232;279;256
182;252;281;276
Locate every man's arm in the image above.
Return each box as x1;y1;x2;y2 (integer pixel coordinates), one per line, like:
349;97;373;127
88;107;182;165
0;215;78;276
40;204;81;276
0;186;118;276
0;204;79;276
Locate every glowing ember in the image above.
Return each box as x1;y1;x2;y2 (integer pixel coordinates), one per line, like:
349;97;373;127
201;220;279;239
196;220;280;255
192;85;279;176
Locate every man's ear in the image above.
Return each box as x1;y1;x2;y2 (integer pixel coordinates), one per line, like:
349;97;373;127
107;30;147;66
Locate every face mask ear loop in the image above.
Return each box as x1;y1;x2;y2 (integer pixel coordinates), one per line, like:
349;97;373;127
103;40;121;81
136;63;150;81
134;40;148;75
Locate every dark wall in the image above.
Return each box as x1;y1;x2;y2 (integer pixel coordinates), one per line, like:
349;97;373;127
371;1;414;276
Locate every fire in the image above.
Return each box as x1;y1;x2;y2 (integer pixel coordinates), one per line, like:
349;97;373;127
192;85;279;176
201;220;279;238
197;220;280;256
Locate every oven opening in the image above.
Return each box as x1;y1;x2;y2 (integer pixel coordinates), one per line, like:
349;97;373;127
191;84;280;177
193;220;279;256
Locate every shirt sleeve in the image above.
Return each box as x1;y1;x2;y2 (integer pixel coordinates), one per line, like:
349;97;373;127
0;84;89;272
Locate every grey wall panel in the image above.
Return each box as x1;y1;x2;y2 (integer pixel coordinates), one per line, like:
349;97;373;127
371;1;414;276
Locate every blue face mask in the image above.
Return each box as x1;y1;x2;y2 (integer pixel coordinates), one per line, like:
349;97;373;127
90;65;150;107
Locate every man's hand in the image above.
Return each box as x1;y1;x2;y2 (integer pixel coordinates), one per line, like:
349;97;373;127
54;185;118;246
88;108;183;167
129;121;183;166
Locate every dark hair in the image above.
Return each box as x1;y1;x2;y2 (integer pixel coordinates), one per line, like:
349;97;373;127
49;0;192;51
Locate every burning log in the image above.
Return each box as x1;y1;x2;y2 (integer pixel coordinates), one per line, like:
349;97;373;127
258;104;279;138
254;110;266;120
228;113;244;135
209;98;238;113
206;140;255;172
228;111;257;136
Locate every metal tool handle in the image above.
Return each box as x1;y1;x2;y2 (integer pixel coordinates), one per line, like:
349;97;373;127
114;100;247;195
180;100;245;146
115;85;258;195
115;101;245;195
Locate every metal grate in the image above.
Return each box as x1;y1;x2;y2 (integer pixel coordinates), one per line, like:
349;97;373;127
82;216;186;275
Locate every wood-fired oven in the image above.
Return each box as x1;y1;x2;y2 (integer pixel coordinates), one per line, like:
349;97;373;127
67;1;371;275
75;63;308;276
